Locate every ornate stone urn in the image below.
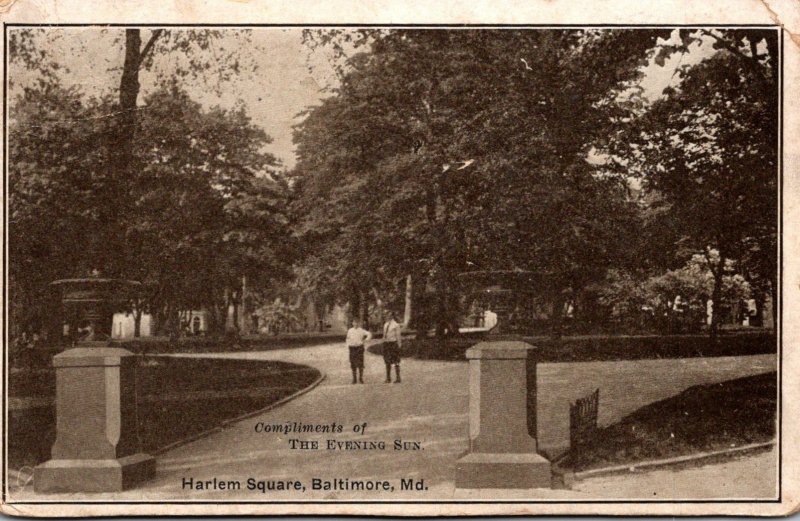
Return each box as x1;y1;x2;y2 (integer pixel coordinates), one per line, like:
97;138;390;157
53;277;139;342
34;277;156;493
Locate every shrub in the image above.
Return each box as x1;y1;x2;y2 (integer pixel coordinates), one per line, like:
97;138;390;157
390;330;776;363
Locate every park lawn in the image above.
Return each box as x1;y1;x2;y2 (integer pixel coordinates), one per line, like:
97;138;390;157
8;367;55;399
8;357;320;471
560;371;777;472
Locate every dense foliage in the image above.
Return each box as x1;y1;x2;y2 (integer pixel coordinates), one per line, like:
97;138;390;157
9;29;292;338
606;29;778;333
8;28;779;342
292;29;676;337
290;29;777;337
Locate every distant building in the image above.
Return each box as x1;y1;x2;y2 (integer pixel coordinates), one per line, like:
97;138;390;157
301;301;349;333
111;312;153;339
707;296;774;328
110;309;212;339
186;310;210;335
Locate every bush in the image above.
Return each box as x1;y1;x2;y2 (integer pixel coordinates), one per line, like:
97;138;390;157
387;330;777;363
527;331;776;363
367;332;486;361
116;331;346;355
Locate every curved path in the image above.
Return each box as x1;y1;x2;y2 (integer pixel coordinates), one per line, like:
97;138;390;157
150;341;475;500
10;341;777;501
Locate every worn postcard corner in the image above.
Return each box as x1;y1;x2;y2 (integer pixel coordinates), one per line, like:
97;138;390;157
1;0;799;517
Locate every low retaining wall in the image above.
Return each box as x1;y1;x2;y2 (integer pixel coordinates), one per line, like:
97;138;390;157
534;354;777;457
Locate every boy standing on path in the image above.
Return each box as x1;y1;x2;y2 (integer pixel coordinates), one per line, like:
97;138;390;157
345;318;372;384
382;311;402;383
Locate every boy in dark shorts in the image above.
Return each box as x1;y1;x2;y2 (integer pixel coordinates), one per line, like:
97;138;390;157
382;311;402;383
345;318;371;384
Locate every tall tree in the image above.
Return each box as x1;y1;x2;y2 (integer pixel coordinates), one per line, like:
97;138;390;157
8;84;113;337
9;28;260;276
609;29;778;335
293;29;670;338
9;81;289;339
125;86;287;336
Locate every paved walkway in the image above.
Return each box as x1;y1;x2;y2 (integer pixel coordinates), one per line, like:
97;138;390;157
9;342;777;501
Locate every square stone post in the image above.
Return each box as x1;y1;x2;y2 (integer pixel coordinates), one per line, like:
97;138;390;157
34;342;155;492
455;341;551;489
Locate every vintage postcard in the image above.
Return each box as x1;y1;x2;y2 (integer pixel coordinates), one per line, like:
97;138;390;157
1;0;798;517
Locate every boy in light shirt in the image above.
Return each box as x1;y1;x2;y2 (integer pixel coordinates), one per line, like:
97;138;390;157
345;318;372;384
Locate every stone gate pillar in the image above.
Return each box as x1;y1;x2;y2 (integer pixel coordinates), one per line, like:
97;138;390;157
34;278;155;493
455;341;551;489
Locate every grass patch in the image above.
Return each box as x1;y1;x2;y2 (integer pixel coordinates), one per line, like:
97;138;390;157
8;357;320;471
8;367;55;399
560;371;777;472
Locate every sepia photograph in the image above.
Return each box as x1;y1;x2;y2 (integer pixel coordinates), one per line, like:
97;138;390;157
0;2;791;516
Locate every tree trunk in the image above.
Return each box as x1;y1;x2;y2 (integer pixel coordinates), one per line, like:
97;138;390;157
212;302;226;337
118;29;163;155
96;30;142;272
239;275;247;332
348;291;361;327
315;301;324;332
550;292;565;340
168;308;180;342
753;292;764;327
154;304;167;336
403;274;413;328
359;291;368;324
371;288;384;332
770;277;778;330
231;300;239;333
710;265;724;340
119;30;142;155
208;288;226;337
133;306;142;338
101;29;162;274
435;270;448;341
227;288;240;333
